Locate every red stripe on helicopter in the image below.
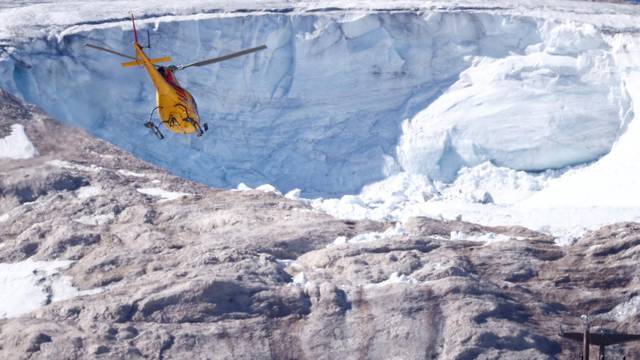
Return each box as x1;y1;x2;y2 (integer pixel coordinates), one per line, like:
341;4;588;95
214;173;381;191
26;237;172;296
173;86;189;102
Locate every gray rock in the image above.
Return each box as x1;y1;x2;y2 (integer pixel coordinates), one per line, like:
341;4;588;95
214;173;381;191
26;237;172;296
0;92;639;359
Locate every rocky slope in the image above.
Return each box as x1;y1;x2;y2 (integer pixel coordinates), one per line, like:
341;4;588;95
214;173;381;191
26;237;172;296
1;91;640;359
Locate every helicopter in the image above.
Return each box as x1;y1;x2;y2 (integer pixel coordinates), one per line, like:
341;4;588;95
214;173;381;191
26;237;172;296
86;15;267;140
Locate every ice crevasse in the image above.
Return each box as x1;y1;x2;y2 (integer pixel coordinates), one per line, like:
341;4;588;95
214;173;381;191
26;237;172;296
0;9;635;214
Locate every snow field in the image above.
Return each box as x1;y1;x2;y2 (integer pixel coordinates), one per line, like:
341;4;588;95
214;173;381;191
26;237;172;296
367;272;418;287
75;185;102;199
136;187;191;202
0;260;102;319
0;124;38;160
73;213;115;226
310;163;640;245
602;295;640;322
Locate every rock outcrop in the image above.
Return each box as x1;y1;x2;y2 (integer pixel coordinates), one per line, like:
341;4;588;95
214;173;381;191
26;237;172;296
1;91;639;359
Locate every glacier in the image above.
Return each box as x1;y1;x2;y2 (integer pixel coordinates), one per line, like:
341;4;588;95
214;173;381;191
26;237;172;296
0;9;626;196
399;21;631;181
3;1;640;239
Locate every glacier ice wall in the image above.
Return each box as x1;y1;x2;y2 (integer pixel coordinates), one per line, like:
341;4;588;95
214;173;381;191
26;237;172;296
0;12;631;196
398;22;632;181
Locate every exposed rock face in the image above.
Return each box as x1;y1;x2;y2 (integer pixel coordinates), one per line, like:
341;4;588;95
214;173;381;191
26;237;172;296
1;91;640;359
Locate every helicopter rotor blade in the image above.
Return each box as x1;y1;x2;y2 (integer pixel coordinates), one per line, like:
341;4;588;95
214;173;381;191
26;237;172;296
176;45;267;71
85;43;137;60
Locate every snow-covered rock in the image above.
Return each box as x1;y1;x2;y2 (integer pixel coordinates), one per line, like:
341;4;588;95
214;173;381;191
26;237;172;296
0;124;38;159
136;187;190;202
0;259;100;319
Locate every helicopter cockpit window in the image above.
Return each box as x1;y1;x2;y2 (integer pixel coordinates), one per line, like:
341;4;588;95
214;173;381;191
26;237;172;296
158;67;177;86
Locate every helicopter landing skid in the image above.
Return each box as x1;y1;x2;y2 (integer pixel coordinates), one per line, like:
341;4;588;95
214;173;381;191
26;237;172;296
144;121;164;140
175;103;205;137
146;107;165;140
184;117;204;137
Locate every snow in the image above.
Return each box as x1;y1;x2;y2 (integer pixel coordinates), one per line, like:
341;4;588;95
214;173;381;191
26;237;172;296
2;1;640;43
50;275;103;302
284;189;302;200
312;172;437;221
47;160;101;173
340;13;381;39
440;163;559;205
255;184;282;195
332;224;405;246
137;187;190;202
602;295;640;322
290;271;316;292
0;259;101;319
522;36;640;209
275;258;295;268
235;183;283;195
4;1;640;240
117;169;147;178
0;124;38;160
73;213;114;226
449;231;518;243
75;185;102;199
292;272;308;286
277;259;312;290
311;160;640;244
368;272;418;287
235;183;253;191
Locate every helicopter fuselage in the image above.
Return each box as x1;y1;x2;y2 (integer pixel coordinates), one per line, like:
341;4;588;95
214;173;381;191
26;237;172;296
85;15;265;139
134;44;201;135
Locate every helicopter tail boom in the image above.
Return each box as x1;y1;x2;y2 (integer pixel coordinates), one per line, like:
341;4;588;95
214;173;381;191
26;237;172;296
131;14;140;46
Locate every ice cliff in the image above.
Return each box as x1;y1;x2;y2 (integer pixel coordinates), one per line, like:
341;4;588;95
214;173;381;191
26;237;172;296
398;21;632;181
0;7;633;198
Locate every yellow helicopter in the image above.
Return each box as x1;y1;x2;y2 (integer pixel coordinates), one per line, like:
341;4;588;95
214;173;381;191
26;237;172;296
86;15;266;139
